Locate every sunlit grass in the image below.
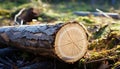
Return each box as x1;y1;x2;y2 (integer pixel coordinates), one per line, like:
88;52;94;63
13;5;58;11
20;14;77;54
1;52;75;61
49;1;120;13
50;2;93;13
0;1;29;10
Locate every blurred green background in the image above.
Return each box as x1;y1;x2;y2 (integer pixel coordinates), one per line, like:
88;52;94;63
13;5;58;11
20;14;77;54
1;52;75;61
0;0;120;26
0;0;120;12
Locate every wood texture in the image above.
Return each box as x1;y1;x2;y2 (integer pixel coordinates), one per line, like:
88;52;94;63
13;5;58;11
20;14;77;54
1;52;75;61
55;23;88;63
0;22;88;63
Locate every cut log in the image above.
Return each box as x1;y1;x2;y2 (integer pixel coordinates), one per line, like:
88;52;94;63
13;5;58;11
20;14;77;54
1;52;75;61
0;21;88;63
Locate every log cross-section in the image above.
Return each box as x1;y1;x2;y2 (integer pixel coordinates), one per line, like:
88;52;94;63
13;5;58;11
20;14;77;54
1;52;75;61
0;22;88;63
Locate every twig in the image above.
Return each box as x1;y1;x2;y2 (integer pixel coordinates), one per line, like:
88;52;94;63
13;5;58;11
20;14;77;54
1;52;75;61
86;58;108;64
96;8;111;18
14;8;25;25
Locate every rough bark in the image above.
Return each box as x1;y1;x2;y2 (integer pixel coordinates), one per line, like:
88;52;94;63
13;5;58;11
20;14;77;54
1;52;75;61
0;22;88;63
0;47;17;56
0;23;62;56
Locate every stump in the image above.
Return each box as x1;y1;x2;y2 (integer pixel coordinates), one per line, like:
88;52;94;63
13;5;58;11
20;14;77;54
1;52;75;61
0;21;88;63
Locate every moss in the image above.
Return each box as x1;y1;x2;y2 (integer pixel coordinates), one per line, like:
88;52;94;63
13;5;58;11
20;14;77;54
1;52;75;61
83;18;94;24
89;52;104;60
112;61;120;69
111;31;120;38
116;45;120;50
0;9;10;16
38;13;57;22
89;39;108;50
108;55;118;60
93;25;110;39
80;58;86;63
110;23;120;31
86;48;118;61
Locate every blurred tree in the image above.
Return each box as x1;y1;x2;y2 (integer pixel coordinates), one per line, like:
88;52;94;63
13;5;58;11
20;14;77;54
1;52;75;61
111;0;116;5
0;0;30;3
91;0;96;9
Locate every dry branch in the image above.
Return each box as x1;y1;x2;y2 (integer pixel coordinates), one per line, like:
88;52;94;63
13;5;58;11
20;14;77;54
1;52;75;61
74;11;120;19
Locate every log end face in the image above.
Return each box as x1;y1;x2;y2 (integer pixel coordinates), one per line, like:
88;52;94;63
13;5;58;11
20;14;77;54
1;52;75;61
54;22;88;63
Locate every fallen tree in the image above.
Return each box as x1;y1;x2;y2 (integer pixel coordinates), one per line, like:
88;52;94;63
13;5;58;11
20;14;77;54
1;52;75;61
0;21;88;63
74;11;120;19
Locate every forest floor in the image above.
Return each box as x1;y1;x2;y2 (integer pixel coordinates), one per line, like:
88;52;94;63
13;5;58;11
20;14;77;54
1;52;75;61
0;1;120;69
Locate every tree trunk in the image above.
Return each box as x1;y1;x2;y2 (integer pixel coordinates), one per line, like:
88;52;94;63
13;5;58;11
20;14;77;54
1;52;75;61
0;21;88;63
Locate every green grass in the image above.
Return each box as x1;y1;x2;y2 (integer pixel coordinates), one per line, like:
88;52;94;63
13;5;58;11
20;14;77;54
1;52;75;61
0;1;120;13
0;1;29;10
50;2;93;13
49;1;120;13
